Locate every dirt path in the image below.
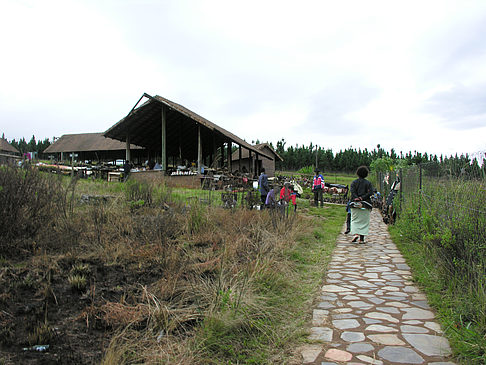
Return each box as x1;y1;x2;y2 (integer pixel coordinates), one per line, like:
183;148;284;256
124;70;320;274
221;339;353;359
300;209;456;365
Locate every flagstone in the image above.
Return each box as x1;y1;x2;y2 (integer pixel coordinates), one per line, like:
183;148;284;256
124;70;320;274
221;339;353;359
356;355;384;365
385;301;410;308
382;296;406;301
402;308;435;320
332;313;359;319
328;273;342;279
376;306;400;314
400;325;429;333
411;300;431;309
348;300;374;309
365;312;399;323
365;324;398;332
332;307;352;314
309;327;333;342
324;348;353;362
403;320;423;325
346;342;375;353
363;273;378;278
424;321;443;333
341;331;365;342
322;284;350;292
318;301;335;309
395;270;411;275
301;344;323;363
312;309;329;325
343;295;361;300
378;346;424;364
363;318;382;324
403;334;452;356
350;280;377;288
411;293;427;300
386;281;405;287
332;319;360;329
403;286;419;293
320;296;337;303
368;334;405;345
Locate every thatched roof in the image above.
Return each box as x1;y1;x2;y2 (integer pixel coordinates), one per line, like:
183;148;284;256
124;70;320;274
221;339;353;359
231;143;283;161
0;138;20;154
104;94;272;161
44;133;143;153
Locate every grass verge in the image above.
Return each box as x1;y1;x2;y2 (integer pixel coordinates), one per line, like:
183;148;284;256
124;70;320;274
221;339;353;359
389;224;486;365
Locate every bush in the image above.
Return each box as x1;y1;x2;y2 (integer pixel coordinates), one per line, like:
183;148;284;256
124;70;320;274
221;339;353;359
395;175;486;362
296;166;314;175
0;166;65;255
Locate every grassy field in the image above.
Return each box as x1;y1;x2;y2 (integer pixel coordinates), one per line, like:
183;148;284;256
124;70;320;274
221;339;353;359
0;167;346;364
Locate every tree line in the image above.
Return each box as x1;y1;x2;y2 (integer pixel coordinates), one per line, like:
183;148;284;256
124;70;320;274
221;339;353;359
4;134;485;178
4;134;51;155
263;138;485;177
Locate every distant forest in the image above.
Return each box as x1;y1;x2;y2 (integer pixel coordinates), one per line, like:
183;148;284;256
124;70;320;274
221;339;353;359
5;135;485;176
265;138;485;176
5;135;51;156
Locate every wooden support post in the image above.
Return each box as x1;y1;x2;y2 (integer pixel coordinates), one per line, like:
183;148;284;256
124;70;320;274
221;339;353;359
71;151;74;177
197;125;202;174
161;106;167;172
255;152;260;176
220;143;225;168
249;150;252;175
125;135;131;162
238;146;242;172
227;141;232;173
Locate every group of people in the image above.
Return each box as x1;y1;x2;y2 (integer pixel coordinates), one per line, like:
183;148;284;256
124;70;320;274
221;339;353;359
258;165;374;245
258;168;298;211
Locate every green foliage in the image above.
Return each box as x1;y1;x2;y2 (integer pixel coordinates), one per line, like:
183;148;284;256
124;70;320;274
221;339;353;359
68;274;88;291
124;180;153;205
9;135;51;155
0;166;65;254
297;166;315;174
392;175;486;363
370;157;396;173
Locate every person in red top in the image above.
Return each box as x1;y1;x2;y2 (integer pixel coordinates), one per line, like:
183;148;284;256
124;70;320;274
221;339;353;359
290;185;298;212
280;182;291;203
312;169;325;207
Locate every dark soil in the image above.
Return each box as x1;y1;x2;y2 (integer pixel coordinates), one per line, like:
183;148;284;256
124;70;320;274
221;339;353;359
0;257;165;364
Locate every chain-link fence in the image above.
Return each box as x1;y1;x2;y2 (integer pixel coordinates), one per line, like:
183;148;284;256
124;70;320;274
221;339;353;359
374;161;486;224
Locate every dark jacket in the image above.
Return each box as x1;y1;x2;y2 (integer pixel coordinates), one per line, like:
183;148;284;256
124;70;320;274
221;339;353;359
258;173;269;195
350;177;373;209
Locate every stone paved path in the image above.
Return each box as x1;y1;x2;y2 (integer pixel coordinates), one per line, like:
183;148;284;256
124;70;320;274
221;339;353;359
300;209;455;365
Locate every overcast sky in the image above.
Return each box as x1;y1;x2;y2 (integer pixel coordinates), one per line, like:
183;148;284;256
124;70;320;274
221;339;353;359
1;0;486;157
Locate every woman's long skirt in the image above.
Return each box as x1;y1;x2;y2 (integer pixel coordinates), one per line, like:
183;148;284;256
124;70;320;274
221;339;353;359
350;207;371;236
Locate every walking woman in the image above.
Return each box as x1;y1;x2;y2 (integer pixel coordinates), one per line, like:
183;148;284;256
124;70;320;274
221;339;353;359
350;166;373;244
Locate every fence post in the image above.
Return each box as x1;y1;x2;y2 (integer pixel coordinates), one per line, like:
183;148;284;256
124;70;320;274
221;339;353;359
399;168;403;214
418;163;422;218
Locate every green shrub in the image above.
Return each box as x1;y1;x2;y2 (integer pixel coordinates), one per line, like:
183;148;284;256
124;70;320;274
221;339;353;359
296;166;314;175
394;176;486;363
0;166;65;255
